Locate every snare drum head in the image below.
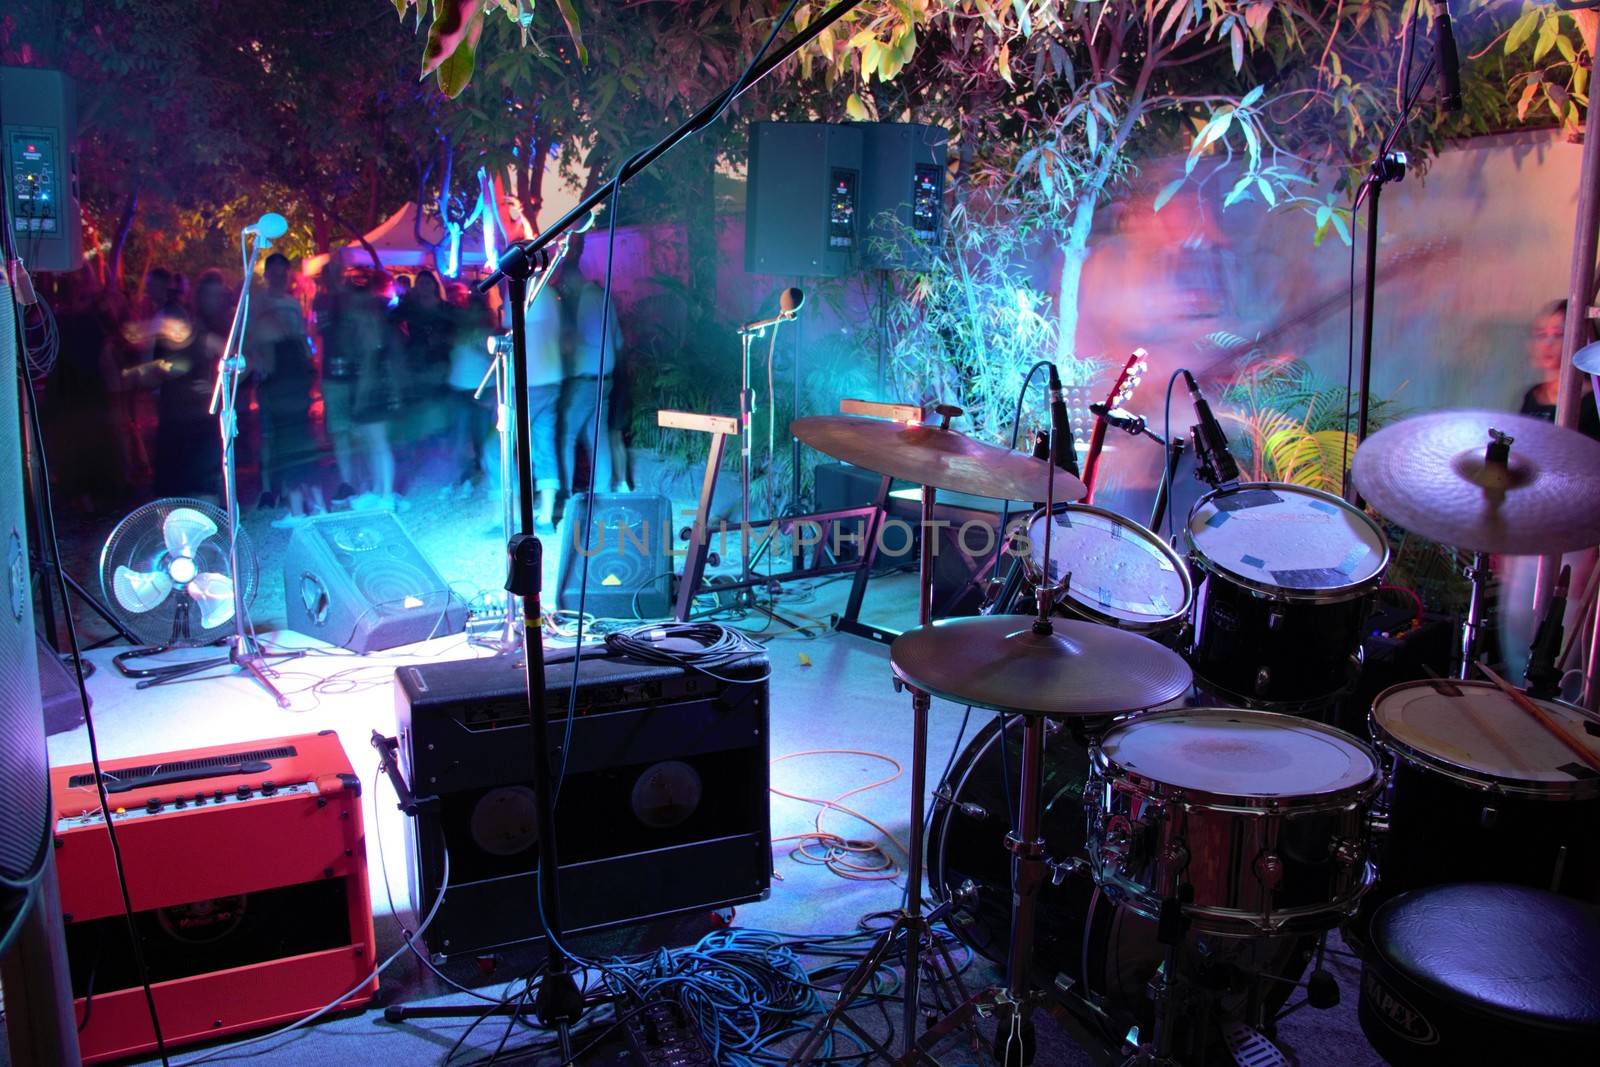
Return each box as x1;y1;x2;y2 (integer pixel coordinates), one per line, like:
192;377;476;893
1027;506;1190;625
1187;483;1387;595
1371;680;1600;790
1100;708;1378;798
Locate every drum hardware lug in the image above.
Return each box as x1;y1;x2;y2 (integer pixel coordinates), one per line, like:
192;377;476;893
954;878;981;913
1253;851;1284;889
1266;611;1284;632
1366;811;1389;838
1330;838;1362;868
1479;804;1499;830
892;676;905;694
1004;831;1047;860
1048;856;1088;886
1254;666;1272;695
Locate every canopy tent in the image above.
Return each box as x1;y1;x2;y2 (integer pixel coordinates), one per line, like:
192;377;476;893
301;171;528;280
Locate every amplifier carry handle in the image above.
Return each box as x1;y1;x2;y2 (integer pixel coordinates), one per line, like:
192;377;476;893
370;731;428;815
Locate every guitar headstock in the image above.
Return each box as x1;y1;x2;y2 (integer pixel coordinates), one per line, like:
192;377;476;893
1105;348;1149;412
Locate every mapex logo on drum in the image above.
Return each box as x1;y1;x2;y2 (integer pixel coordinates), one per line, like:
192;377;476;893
1362;970;1439;1045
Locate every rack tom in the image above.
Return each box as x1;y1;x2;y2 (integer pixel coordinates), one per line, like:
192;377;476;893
1023;504;1192;644
1088;708;1382;933
1186;482;1388;704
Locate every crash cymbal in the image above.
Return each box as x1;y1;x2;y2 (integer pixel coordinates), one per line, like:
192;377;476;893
792;415;1083;503
1352;410;1600;555
891;615;1193;716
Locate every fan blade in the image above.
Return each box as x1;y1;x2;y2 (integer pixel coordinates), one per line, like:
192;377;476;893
112;566;174;613
164;507;219;559
187;573;236;629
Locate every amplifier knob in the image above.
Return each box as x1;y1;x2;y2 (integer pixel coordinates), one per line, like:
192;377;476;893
145;797;163;814
236;785;252;800
261;781;277;797
213;790;225;804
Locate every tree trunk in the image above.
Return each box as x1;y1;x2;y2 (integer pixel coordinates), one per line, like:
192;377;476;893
108;186;140;292
1055;196;1096;365
519;134;550;234
683;137;718;328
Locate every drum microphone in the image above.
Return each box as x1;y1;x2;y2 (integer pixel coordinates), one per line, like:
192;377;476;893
1524;564;1570;699
1183;370;1240;487
1429;0;1463;112
1089;403;1146;435
1046;364;1081;478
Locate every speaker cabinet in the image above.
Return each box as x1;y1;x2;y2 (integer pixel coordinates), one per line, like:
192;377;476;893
557;492;674;620
859;122;949;271
0;66;82;273
283;512;465;652
745;122;864;278
0;263;49;946
394;653;771;960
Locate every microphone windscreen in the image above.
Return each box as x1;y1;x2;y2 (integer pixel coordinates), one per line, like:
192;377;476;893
255;212;289;240
780;287;805;313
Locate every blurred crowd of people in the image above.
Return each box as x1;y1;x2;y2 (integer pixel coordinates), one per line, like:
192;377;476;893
43;250;632;531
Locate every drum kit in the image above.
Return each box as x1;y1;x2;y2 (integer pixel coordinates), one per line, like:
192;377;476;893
782;399;1600;1067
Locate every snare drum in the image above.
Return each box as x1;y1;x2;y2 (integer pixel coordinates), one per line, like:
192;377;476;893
1088;708;1382;933
1369;680;1600;902
1186;482;1389;703
1024;504;1192;642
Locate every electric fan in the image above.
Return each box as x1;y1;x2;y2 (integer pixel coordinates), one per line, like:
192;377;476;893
100;498;258;665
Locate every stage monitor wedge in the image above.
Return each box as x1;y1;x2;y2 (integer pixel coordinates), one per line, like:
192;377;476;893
0;67;82;273
745;121;864;278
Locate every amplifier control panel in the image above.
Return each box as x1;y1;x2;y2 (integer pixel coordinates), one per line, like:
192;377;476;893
56;780;316;830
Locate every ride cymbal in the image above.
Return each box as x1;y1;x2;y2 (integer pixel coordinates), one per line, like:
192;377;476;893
1352;410;1600;555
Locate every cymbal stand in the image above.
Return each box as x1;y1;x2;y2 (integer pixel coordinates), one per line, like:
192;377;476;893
896;425;1070;1067
1457;428;1514;678
786;407;974;1067
736;309;804;631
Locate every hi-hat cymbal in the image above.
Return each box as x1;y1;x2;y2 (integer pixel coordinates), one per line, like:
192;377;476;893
1352;410;1600;555
891;615;1193;716
792;415;1083;503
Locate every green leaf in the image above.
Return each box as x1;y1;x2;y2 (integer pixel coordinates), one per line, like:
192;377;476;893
846;92;868;120
1229;22;1244;72
1256;176;1275;207
435;13;482;97
393;0;409;20
1240;85;1264;109
1224;174;1253;207
554;0;589;64
1316;203;1333;230
1505;9;1539;55
1330;211;1351;245
1556;33;1576;63
1535;16;1558;63
1153;178;1185;212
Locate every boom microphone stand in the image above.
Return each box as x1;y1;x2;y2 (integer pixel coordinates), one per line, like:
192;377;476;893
497;252;586;1048
136;215;303;705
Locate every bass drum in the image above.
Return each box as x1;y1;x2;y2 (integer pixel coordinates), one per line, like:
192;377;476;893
927;716;1312;1053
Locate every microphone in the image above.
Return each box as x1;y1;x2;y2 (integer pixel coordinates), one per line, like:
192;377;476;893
1046;363;1081;478
244;212;288;240
739;287;805;333
1524;564;1571;699
1430;0;1463;112
1183;370;1240;487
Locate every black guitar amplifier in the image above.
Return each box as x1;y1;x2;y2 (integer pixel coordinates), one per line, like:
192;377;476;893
392;652;770;959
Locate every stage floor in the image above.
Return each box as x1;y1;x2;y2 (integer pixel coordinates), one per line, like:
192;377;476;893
18;569;1383;1066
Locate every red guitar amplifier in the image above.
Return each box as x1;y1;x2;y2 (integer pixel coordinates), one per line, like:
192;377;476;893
51;730;377;1064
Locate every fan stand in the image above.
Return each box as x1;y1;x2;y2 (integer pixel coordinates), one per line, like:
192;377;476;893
116;595;302;705
126;223;305;707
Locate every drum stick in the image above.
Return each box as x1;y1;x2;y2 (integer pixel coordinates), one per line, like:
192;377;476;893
1423;665;1530;775
1476;662;1600;774
1558;560;1599;671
